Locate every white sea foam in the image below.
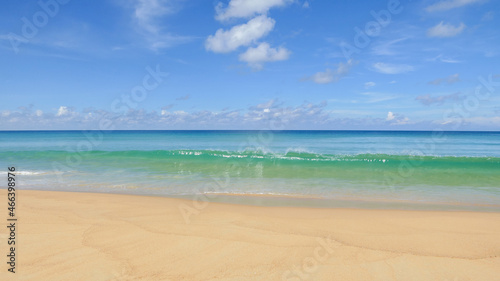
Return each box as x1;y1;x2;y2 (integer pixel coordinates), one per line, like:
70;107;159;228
0;170;59;176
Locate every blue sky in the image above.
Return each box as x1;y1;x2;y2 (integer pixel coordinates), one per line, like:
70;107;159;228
1;0;499;130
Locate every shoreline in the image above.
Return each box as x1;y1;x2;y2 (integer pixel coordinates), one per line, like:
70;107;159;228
7;187;500;213
1;189;499;280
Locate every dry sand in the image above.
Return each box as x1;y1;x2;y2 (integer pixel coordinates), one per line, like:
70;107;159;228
0;189;499;281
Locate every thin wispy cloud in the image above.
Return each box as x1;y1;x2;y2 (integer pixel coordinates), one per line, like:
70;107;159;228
428;73;460;85
304;60;356;84
176;94;190;101
364;82;376;89
372;63;414;74
134;0;173;33
371;37;409;56
482;11;494;21
215;0;293;21
361;92;399;103
426;0;485;12
427;22;466;37
426;54;462;63
130;0;191;50
415;92;463;106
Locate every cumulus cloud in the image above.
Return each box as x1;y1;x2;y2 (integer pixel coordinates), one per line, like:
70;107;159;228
305;60;356;84
7;102;500;130
386;111;409;125
428;73;460;85
426;0;485;12
215;0;293;21
239;42;291;69
56;106;70;117
372;63;414;74
0;101;327;130
386;111;395;121
205;15;275;53
427;22;466;38
416;92;463;106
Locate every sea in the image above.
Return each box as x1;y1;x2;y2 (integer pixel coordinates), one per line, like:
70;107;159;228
1;130;499;211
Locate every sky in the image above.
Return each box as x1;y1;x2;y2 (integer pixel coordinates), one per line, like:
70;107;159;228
1;0;499;130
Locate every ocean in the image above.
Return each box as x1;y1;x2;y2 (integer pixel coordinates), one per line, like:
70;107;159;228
1;130;499;211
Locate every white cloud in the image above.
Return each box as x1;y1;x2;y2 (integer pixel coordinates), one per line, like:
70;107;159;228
134;0;173;33
302;1;310;8
129;0;191;50
56;106;70;117
205;15;275;53
306;60;356;84
395;117;409;125
364;81;376;88
361;92;398;103
416;92;463;105
427;22;466;38
215;0;292;21
239;42;291;69
371;37;409;56
426;0;485;12
428;54;462;63
386;111;409;125
35;110;43;117
372;63;414;74
464;116;500;126
386;111;395;121
310;70;335;84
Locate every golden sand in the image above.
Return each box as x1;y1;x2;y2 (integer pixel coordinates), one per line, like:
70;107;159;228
0;189;499;280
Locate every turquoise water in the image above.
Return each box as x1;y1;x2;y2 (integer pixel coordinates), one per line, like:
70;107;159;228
1;130;499;210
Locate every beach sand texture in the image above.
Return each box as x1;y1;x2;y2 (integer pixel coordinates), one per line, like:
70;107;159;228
0;189;499;281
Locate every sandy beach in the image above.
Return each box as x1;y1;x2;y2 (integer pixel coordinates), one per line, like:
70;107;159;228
0;189;499;281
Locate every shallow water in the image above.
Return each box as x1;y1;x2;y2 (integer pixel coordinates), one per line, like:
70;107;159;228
1;130;499;210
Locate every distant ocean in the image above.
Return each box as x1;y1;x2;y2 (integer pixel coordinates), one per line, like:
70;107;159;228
1;130;499;211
